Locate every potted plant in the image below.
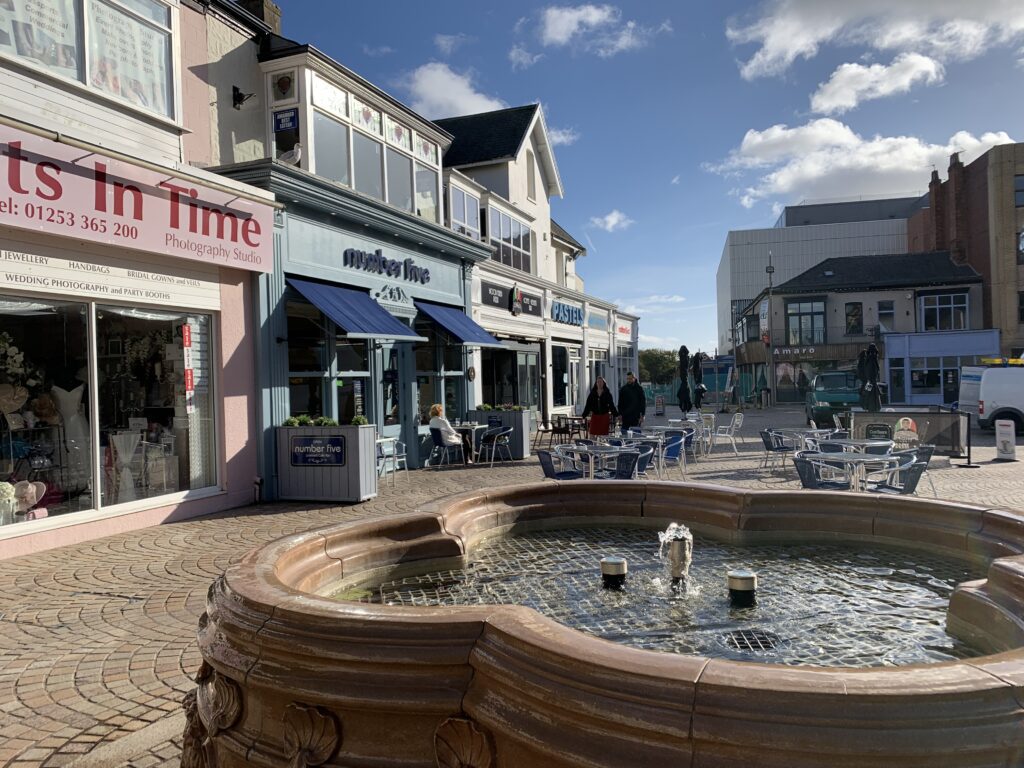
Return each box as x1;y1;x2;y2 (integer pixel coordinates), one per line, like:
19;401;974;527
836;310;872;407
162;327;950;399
275;414;377;502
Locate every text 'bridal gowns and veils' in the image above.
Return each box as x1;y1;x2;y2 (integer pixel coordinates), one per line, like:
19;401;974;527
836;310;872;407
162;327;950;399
52;384;91;492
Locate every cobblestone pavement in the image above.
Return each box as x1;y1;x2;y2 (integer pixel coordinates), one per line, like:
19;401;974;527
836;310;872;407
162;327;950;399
0;405;1020;767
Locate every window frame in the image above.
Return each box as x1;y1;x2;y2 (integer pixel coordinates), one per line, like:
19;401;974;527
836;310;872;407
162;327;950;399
918;292;969;331
486;205;533;274
450;185;481;240
785;299;826;345
0;0;180;123
844;302;864;335
526;149;537;202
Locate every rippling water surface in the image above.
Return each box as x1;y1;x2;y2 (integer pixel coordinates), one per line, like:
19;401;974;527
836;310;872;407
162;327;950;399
334;527;986;667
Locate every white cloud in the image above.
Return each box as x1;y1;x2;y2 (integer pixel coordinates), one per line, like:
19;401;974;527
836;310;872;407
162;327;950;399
434;33;470;56
540;4;618;45
509;44;543;71
728;0;1024;80
811;53;944;114
638;333;681;348
548;126;580;146
590;209;635;232
538;4;671;56
707;118;1014;208
670;174;681;185
402;63;505;119
362;45;394;57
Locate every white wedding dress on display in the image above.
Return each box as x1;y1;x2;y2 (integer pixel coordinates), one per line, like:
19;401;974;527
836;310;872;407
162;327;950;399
52;385;91;492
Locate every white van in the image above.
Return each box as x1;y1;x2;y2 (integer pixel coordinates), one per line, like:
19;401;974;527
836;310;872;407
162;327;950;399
977;368;1024;433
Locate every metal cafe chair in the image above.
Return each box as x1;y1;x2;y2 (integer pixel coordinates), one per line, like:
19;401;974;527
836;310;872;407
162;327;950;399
538;450;584;481
428;428;464;468
479;427;514;468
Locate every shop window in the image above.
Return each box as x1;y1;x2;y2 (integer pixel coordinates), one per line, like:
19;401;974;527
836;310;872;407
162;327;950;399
1019;292;1024;324
288;377;323;417
551;346;569;407
877;300;895;332
888;359;904;403
919;293;968;331
910;358;941;394
335;378;366;424
353;131;384;200
786;300;825;345
313;111;350;185
2;0;176;118
336;339;368;372
415;163;439;223
845;302;863;335
0;298;90;520
381;349;400;427
96;306;215;506
451;187;480;240
386;148;413;212
286;301;326;372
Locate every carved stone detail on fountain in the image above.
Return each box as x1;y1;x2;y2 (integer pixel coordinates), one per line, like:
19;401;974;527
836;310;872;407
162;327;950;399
283;702;341;768
434;716;495;768
182;660;242;768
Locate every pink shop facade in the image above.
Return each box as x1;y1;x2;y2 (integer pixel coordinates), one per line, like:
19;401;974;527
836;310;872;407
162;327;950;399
0;123;275;557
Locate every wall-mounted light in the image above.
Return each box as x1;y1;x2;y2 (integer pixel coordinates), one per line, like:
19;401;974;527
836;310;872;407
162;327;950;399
232;85;255;110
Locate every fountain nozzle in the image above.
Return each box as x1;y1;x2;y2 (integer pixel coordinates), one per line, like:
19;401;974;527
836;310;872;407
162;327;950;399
727;569;758;607
600;556;628;590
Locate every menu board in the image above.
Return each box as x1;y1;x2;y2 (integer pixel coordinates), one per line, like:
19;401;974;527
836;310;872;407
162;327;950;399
0;0;80;80
87;0;170;116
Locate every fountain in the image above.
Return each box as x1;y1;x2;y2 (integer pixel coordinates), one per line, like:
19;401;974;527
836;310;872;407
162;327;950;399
183;482;1024;767
657;521;693;586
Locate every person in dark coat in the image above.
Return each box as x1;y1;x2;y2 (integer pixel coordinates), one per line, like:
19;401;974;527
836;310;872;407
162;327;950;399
582;376;618;436
691;352;706;409
618;372;647;434
677;346;692;412
861;343;882;412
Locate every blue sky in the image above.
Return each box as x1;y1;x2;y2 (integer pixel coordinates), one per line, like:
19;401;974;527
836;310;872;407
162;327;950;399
272;0;1024;355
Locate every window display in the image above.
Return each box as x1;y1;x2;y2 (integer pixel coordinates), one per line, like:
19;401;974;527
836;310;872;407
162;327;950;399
0;295;216;526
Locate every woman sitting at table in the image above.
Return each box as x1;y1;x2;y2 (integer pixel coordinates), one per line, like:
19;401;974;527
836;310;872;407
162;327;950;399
581;376;618;436
428;403;474;464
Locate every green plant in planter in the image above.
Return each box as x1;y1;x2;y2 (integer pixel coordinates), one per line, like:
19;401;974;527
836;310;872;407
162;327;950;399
282;416;300;427
510;405;525;412
480;404;493;411
313;416;339;427
295;415;314;427
350;415;369;426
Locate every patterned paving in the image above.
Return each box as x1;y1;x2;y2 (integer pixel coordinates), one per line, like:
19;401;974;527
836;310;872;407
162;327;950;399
0;405;1019;767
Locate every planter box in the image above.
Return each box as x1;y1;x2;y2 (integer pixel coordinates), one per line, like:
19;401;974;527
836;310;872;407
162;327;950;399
276;425;378;502
466;410;531;460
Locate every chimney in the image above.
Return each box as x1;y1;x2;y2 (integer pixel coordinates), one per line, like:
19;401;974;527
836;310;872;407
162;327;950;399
947;152;967;265
236;0;282;34
928;169;944;252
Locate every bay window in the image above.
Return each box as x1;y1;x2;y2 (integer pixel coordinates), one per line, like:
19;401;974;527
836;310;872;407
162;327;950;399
450;187;480;240
353;131;384;201
415;163;439;223
386;148;413;212
487;207;533;273
313;111;350;186
0;0;175;118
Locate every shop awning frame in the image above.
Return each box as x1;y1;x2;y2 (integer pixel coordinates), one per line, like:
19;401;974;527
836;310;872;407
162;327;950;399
288;278;426;342
413;301;505;348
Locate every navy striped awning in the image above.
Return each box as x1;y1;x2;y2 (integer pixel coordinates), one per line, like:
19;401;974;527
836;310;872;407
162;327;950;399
288;278;425;342
414;301;504;347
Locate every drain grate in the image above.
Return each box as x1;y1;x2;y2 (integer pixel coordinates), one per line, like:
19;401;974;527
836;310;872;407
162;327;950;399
725;629;780;652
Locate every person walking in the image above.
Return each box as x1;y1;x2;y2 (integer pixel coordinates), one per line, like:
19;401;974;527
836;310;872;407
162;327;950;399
582;376;618;436
618;372;647;434
677;346;692;413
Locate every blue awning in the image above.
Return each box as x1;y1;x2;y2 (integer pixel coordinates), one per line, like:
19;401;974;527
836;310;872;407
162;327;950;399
414;301;504;347
288;278;425;342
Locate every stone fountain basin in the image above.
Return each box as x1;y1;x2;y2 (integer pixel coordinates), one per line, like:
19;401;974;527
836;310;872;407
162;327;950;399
191;482;1024;767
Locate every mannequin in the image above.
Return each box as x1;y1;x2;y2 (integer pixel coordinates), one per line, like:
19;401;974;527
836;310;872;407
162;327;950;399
52;382;90;491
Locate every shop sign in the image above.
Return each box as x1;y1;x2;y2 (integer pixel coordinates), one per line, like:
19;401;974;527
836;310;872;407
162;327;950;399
759;300;770;344
0;125;274;272
480;281;541;316
274;108;299;132
373;284;413;307
182;323;196;414
343;247;430;284
551;300;584;326
290;436;346;466
587;312;608;330
775;347;816;356
0;243;222;309
615;320;633;339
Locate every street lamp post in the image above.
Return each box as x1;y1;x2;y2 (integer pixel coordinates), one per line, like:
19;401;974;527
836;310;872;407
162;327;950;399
766;252;775;409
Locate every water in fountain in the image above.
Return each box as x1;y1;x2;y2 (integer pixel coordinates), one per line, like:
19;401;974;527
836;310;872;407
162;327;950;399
658;523;694;586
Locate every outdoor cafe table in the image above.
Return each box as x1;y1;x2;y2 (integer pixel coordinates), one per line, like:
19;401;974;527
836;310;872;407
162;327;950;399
559;444;637;479
802;451;903;492
815;438;895;453
770;427;835;450
454;423;488;461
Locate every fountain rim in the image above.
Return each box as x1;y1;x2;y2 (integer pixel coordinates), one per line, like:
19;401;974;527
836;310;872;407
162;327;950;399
224;480;1024;679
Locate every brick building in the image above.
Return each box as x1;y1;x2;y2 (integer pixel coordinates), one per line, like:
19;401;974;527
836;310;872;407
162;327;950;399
908;145;1024;357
